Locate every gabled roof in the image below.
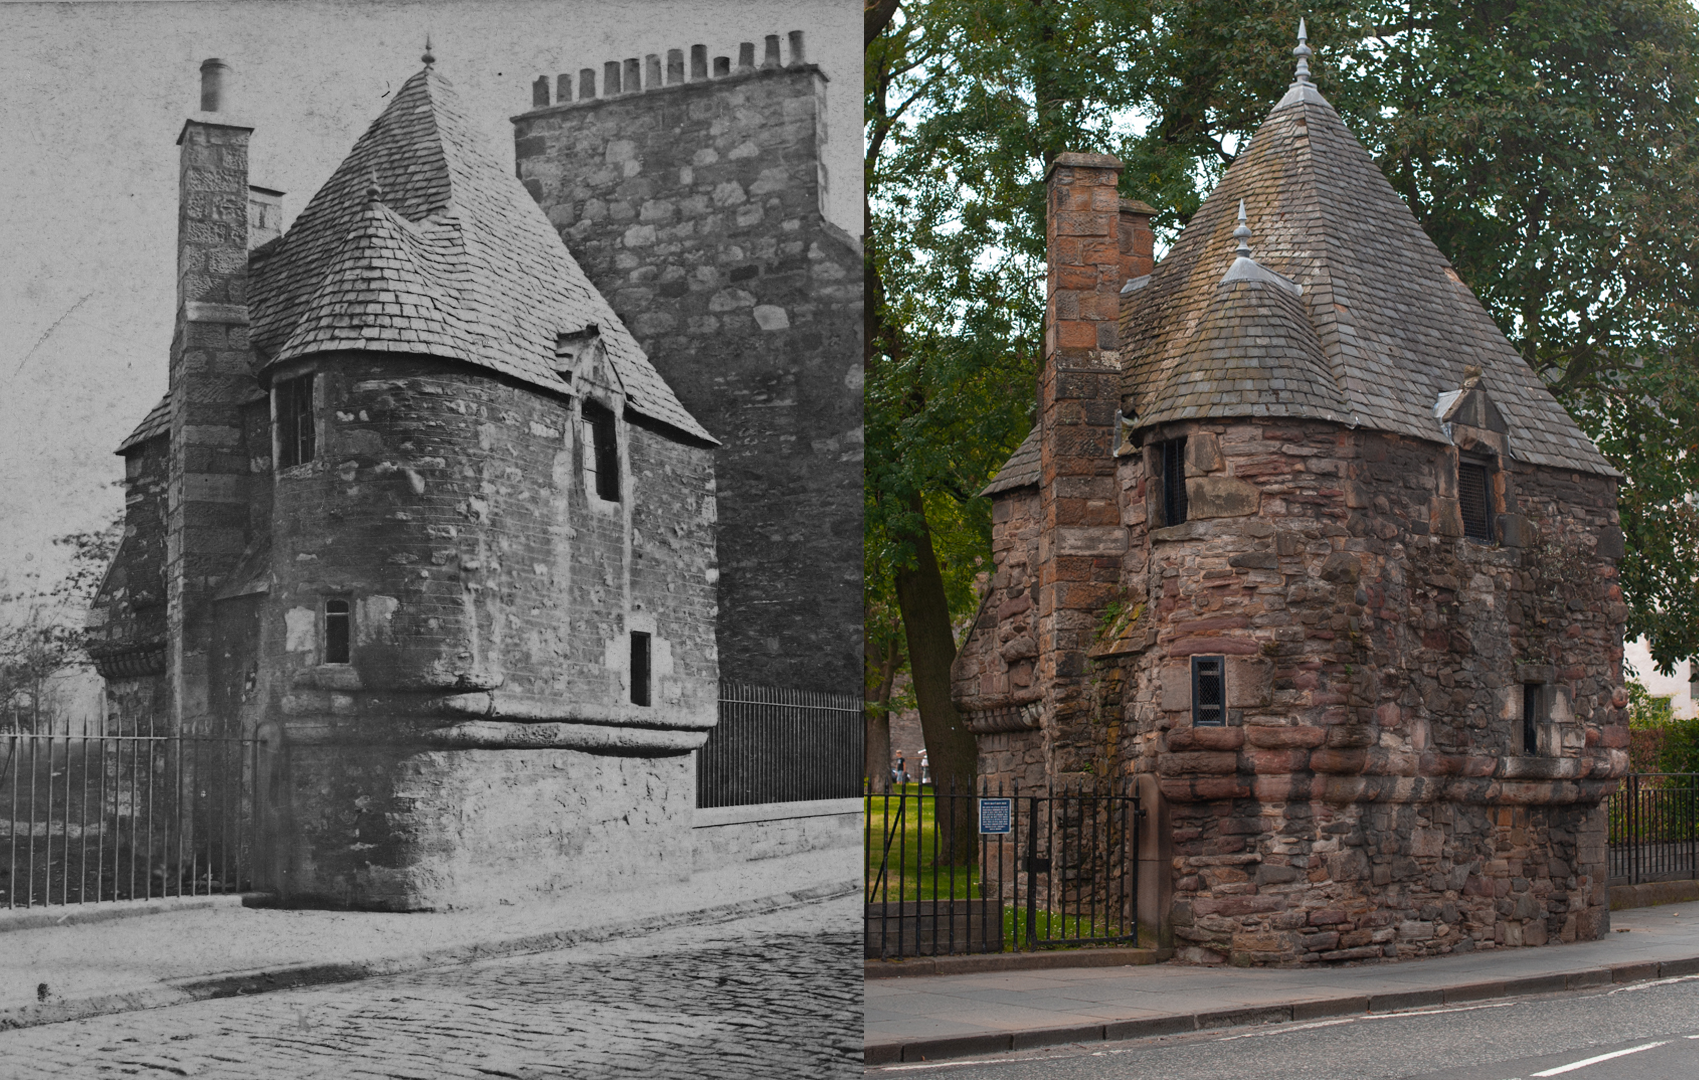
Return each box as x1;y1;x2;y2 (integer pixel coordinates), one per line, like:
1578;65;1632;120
117;391;171;453
250;64;713;444
1120;78;1615;476
981;425;1041;495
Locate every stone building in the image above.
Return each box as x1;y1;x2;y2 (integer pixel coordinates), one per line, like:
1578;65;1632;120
511;31;863;696
953;34;1628;964
86;52;721;910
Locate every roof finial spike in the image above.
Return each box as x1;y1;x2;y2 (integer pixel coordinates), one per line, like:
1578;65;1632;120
422;35;435;68
1233;199;1253;260
1293;17;1313;84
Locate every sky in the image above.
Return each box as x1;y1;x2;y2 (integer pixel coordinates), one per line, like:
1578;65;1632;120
0;0;859;602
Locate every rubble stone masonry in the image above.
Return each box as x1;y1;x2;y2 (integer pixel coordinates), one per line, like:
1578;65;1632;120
1111;420;1622;964
511;43;862;694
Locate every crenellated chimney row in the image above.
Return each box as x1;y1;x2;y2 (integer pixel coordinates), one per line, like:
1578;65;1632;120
528;31;809;109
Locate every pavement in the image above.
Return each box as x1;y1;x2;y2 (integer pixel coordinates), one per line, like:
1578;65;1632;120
0;847;856;1033
866;898;1699;1065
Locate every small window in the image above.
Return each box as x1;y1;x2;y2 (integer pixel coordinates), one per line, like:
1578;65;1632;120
324;599;351;665
1522;683;1545;754
630;631;651;706
581;400;620;502
1459;459;1493;542
1192;655;1225;727
1158;438;1188;527
276;375;316;469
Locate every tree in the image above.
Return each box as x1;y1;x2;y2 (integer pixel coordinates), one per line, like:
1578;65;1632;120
0;522;121;732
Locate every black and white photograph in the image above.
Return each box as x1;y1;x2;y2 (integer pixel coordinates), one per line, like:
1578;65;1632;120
0;2;862;1075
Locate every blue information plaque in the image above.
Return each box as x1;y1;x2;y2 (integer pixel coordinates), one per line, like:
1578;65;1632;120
978;797;1013;835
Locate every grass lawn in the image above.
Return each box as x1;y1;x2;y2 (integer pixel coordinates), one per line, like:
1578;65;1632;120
864;785;1138;950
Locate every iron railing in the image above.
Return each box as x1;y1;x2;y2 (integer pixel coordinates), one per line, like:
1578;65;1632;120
696;683;862;808
1609;772;1699;886
864;781;1142;960
1;729;260;908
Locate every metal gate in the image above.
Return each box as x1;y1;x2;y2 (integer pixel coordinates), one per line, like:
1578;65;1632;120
865;781;1142;960
1;729;260;909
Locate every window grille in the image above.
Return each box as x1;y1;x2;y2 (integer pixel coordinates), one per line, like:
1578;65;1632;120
324;599;351;665
630;631;651;706
1160;438;1188;527
1522;683;1543;754
276;375;315;468
582;400;620;502
1192;655;1225;727
1459;460;1493;541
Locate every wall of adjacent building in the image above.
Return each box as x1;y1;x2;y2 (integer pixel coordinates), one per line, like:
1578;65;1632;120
512;51;862;696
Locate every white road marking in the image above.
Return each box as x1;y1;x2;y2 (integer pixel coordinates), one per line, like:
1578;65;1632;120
1605;974;1699;996
1529;1040;1670;1076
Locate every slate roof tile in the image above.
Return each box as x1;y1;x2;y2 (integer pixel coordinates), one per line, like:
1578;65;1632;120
981;425;1041;495
118;391;171;453
250;65;713;444
1119;86;1614;476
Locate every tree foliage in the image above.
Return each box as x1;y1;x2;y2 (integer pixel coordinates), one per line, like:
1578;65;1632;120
866;0;1699;745
0;522;120;730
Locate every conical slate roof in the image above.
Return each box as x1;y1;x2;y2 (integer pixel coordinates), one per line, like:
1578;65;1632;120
1120;79;1615;476
1137;268;1349;427
275;200;478;364
250;64;713;443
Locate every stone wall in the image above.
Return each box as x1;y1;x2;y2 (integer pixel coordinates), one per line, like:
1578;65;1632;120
90;432;172;730
1106;419;1623;964
512;42;862;695
241;353;716;908
691;796;860;871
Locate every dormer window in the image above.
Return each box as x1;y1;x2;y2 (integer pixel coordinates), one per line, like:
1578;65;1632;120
1459;457;1494;542
275;374;316;469
581;400;620;502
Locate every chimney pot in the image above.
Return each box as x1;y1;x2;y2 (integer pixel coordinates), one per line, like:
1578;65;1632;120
199;58;230;113
762;35;781;68
788;31;806;65
737;42;755;71
623;57;640;93
604;60;621;95
645;53;661;89
667;48;684;85
579;67;597;99
556;73;571;102
532;76;550;108
713;55;731;78
690;45;708;80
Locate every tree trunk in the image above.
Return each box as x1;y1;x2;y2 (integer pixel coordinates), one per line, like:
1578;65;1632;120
864;635;897;793
891;492;979;865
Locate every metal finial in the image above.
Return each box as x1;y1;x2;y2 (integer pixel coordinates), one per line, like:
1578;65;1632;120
1293;18;1312;84
1233;200;1252;259
422;35;435;67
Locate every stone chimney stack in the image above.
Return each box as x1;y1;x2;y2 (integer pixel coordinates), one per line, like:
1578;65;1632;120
1118;198;1157;284
168;58;257;733
1037;152;1128;772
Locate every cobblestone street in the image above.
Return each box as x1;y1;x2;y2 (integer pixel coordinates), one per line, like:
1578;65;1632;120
0;897;861;1079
